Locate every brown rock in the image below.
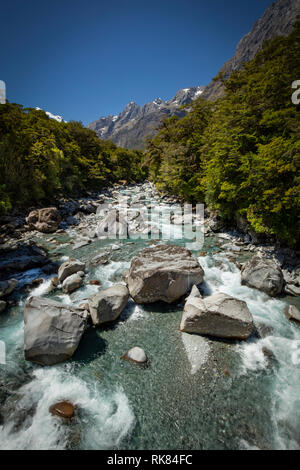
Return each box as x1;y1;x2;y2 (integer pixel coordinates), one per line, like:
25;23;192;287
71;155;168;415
26;207;62;233
89;280;101;286
49;401;75;419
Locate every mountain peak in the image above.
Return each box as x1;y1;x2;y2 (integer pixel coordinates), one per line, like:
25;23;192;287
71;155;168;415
88;86;204;150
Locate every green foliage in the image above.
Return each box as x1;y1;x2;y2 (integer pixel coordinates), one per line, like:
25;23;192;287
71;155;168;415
0;104;146;214
144;21;300;246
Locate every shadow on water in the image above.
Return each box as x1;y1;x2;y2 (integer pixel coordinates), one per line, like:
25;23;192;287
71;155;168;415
73;326;108;364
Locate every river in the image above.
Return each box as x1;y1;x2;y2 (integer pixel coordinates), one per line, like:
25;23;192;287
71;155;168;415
0;183;299;450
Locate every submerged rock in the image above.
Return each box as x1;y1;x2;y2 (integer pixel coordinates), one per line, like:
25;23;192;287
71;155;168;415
0;300;6;313
0;278;18;298
26;207;62;233
121;347;148;364
285;305;300;323
89;279;101;286
49;401;75;419
58;259;86;283
24;296;88;365
88;284;129;326
241;254;284;297
180;289;253;340
127;244;204;304
72;239;91;250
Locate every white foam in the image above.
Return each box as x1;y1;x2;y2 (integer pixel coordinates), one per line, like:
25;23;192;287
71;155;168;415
94;261;130;288
28;279;52;298
121;299;147;322
199;252;300;449
0;367;135;450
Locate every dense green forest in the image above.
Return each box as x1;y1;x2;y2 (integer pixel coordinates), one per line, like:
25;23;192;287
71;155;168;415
144;21;300;247
0;22;299;247
0;104;145;213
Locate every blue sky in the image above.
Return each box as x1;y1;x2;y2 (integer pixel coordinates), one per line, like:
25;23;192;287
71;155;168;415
0;0;272;124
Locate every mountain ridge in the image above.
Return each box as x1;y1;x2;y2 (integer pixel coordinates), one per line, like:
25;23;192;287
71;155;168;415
202;0;300;100
88;86;204;150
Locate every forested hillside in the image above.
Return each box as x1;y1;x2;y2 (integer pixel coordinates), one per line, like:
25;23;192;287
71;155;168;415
0;104;145;213
144;21;300;246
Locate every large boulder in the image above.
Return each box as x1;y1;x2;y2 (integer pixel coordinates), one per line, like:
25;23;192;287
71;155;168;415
58;259;86;283
88;284;129;326
62;272;84;294
24;296;88;365
26;207;62;233
127;244;204;304
0;279;18;298
241;255;284;297
180;287;254;340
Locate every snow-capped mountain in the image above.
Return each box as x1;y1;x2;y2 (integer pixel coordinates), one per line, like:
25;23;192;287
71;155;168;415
88;86;204;149
35;107;65;123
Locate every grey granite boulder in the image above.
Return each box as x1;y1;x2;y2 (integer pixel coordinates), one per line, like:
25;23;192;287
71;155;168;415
24;296;88;365
62;272;84;294
58;259;86;283
241;254;284;297
127;244;204;304
180;288;253;340
88;284;129;326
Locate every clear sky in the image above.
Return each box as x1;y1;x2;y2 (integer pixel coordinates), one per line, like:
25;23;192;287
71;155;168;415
0;0;272;124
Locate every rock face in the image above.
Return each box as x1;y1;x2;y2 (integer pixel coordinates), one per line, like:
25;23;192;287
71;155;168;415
24;296;88;365
49;401;75;419
121;347;148;364
26;207;62;233
180;288;254;340
88;284;129;326
62;272;84;294
285;305;300;323
0;279;18;298
58;259;86;283
202;0;300;101
127;245;204;304
241;255;284;297
88;87;204;150
0;242;49;278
